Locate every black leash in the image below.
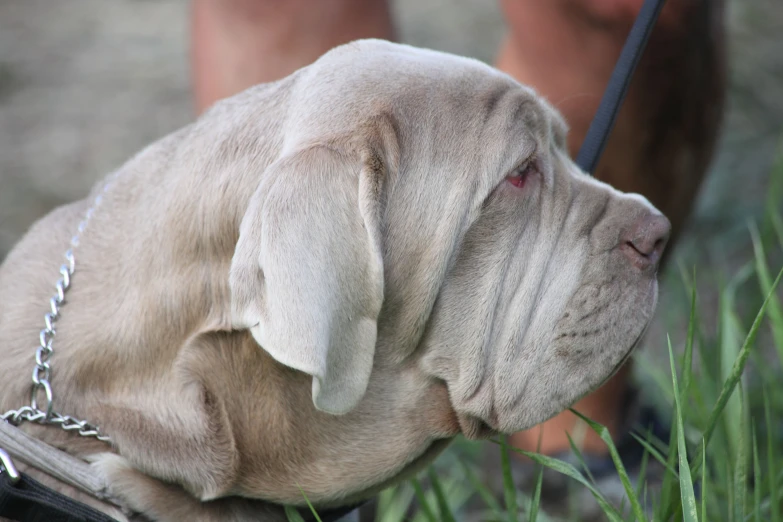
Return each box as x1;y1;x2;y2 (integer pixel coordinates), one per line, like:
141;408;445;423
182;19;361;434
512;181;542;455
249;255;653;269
0;1;666;520
575;0;667;174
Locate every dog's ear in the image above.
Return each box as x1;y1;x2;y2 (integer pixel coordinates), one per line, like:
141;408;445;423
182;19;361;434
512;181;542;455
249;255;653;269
229;140;387;415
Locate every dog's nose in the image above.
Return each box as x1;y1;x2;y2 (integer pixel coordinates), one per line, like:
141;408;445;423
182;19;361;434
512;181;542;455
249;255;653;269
620;212;671;270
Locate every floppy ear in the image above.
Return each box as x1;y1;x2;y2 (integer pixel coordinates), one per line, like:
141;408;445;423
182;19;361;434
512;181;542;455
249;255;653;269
229;143;386;415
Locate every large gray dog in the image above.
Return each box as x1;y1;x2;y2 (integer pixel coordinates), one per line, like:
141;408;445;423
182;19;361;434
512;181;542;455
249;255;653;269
0;40;669;521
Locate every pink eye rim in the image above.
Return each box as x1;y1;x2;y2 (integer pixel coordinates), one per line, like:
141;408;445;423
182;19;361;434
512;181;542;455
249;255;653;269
505;161;537;189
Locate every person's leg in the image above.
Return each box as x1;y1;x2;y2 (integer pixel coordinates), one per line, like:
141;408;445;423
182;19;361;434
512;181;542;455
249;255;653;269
191;0;395;114
495;2;632;454
495;0;725;455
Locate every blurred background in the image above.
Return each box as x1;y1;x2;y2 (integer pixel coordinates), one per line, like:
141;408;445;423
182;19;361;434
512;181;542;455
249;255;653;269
0;0;781;519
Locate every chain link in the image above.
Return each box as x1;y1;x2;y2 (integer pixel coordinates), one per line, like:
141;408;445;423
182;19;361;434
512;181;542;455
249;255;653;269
2;407;109;442
2;185;113;444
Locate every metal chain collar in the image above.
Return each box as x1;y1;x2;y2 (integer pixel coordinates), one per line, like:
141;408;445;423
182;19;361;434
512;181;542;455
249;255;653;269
2;181;114;443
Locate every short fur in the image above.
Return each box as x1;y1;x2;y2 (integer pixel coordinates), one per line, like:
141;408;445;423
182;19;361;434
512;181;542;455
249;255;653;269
0;40;668;521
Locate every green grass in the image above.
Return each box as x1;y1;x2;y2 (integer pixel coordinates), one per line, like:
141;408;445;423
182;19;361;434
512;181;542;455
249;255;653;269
298;159;783;522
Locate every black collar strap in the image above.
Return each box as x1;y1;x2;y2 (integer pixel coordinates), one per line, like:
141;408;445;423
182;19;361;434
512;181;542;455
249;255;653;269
0;469;358;522
0;0;666;520
575;0;666;174
0;469;116;522
0;462;358;522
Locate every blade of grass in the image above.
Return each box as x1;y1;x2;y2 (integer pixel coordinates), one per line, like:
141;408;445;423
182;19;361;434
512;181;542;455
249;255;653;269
719;282;746;463
375;484;416;522
728;460;735;522
681;267;698;398
656;412;682;521
458;459;503;519
669;337;699;522
528;422;547;522
634;429;651;502
771;210;783;250
764;388;781;522
427;467;457;522
497;442;625;522
767;140;783;235
296;485;323;522
567;470;579;522
642;290;684;522
630;432;679;479
695;315;721;423
692;266;783;475
285;506;307;522
570;409;647;521
749;222;783;363
411;477;438;522
529;462;544;522
701;440;707;522
565;431;597;484
660;266;704;520
753;424;762;522
733;386;748;522
637;352;675;406
499;435;518;522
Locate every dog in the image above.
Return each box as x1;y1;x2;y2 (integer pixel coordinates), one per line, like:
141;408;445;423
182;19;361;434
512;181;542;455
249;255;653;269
0;39;670;521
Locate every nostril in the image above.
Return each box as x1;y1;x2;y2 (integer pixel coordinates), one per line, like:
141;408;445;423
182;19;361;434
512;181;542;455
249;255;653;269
652;236;666;256
629;234;665;258
620;213;671;269
625;240;646;258
621;241;654;268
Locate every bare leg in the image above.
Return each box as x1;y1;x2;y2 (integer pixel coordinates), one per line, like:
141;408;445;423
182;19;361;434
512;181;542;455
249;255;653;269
191;0;395;114
496;0;725;454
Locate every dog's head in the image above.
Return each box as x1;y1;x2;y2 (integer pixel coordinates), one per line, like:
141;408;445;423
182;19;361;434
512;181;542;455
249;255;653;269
229;39;670;437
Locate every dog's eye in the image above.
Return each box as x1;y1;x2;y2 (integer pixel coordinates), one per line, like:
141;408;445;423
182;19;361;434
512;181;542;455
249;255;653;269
505;161;536;189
